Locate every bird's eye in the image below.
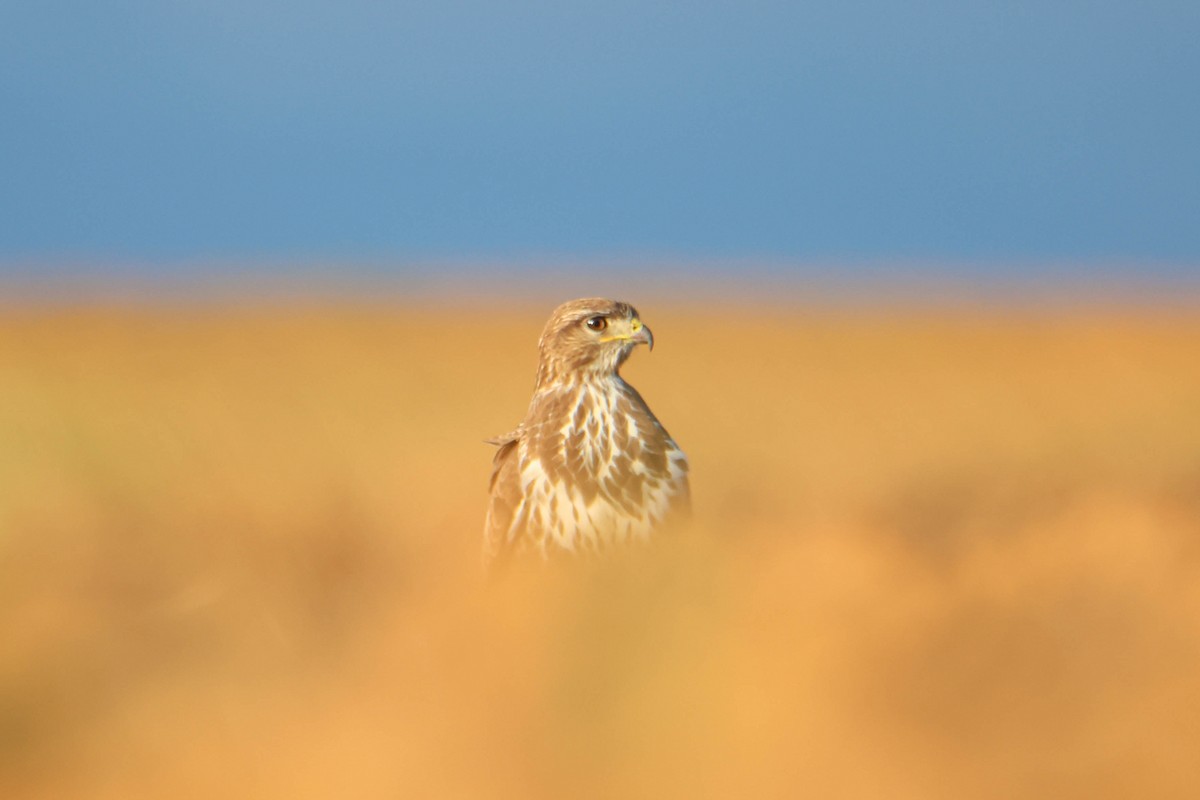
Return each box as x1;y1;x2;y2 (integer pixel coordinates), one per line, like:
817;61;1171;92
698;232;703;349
585;316;608;332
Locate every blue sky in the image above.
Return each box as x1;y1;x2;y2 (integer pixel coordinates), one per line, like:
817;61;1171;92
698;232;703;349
2;1;1198;276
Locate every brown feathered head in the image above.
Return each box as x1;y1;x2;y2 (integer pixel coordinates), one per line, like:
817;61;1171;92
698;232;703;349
534;298;654;386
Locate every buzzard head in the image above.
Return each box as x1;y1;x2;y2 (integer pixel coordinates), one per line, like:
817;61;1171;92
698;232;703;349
536;298;654;384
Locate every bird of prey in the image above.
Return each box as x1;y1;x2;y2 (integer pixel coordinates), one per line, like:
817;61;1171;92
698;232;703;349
483;298;690;566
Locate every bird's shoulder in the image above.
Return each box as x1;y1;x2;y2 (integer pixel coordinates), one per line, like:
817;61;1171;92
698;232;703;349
484;425;524;449
485;425;524;490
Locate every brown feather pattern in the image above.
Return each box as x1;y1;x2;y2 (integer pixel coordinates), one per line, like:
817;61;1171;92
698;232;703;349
483;298;690;566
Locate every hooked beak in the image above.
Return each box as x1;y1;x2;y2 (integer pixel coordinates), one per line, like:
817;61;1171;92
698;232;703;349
630;319;654;351
600;317;655;350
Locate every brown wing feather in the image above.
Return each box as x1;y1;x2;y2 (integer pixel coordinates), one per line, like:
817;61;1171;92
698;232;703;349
483;428;523;567
618;381;691;526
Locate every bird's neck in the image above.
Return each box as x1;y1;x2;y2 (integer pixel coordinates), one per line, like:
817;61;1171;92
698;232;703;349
534;365;626;395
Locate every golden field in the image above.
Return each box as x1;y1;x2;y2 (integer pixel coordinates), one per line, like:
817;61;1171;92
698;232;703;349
2;294;1200;798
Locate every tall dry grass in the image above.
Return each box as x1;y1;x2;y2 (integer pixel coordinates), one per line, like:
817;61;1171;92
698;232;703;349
2;298;1199;798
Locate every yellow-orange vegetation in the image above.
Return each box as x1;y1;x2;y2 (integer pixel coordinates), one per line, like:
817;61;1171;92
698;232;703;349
2;298;1199;798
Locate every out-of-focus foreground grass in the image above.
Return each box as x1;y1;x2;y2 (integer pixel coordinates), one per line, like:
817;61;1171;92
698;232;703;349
2;298;1199;799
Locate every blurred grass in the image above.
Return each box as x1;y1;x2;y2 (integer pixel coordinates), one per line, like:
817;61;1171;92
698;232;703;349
2;298;1199;798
